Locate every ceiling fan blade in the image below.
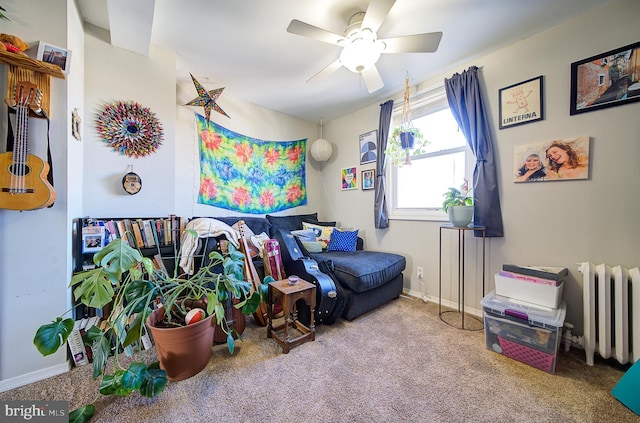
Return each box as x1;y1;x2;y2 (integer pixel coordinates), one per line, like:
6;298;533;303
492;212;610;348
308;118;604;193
306;59;343;83
380;32;443;53
361;0;396;33
362;65;384;93
287;19;344;45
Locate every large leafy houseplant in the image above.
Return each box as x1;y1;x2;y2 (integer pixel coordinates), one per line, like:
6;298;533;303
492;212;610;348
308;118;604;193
33;231;267;422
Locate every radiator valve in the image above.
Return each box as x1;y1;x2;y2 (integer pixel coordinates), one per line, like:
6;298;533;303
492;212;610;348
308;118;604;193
563;322;575;352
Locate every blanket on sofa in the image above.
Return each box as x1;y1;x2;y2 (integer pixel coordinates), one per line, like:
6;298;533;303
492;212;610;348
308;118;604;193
179;218;240;274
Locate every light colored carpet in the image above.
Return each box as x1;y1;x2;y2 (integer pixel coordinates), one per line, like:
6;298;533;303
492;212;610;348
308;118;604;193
1;296;636;422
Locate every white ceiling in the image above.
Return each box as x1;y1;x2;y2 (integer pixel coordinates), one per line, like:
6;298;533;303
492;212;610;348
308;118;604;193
76;0;614;123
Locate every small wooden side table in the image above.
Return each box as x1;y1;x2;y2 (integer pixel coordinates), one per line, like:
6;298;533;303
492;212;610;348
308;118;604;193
267;278;316;353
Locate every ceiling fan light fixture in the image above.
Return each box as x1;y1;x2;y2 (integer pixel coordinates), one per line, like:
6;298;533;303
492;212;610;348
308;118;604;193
339;34;385;73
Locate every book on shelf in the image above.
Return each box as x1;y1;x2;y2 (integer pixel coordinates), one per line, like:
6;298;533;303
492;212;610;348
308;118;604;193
131;220;145;248
153;253;169;274
142;219;156;247
79;316;101;363
155;219;165;246
502;264;568;283
115;220;130;246
68;320;89;367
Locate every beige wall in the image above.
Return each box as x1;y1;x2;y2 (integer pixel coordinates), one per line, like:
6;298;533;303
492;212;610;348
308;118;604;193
321;0;640;331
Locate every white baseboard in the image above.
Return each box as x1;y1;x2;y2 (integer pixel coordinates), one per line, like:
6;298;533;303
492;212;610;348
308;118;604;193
0;362;70;393
403;289;483;318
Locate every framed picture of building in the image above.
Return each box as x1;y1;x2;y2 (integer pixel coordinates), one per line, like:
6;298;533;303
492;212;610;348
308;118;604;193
36;42;72;74
499;75;544;129
570;41;640;115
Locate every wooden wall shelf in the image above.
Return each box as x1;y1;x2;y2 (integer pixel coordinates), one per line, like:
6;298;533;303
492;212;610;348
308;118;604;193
0;50;65;79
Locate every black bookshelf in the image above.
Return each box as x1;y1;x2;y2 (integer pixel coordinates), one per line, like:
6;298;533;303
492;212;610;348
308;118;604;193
72;215;183;320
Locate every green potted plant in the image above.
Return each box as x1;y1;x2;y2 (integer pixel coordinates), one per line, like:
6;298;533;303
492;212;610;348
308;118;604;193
442;178;474;227
33;231;268;422
385;126;429;166
385;75;429;166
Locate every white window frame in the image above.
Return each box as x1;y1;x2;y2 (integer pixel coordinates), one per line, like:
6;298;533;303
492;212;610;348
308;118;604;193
387;83;473;222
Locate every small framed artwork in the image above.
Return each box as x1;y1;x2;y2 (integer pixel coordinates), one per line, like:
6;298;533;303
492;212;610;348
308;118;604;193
513;136;589;182
37;42;72;74
359;130;377;164
361;169;375;190
570;41;640;115
82;225;105;253
341;167;358;190
499;75;544;129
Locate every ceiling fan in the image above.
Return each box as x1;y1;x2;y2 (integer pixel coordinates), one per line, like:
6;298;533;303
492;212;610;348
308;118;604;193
286;0;442;93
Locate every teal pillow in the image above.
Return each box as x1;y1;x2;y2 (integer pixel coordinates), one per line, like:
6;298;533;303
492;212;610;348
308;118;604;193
327;229;359;252
301;241;323;253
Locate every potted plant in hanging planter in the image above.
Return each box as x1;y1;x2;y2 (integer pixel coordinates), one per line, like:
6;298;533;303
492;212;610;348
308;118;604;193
33;232;268;422
386;125;428;166
385;75;429;166
442;178;474;227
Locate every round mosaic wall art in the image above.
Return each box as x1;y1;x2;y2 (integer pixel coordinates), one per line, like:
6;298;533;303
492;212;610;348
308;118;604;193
96;101;164;157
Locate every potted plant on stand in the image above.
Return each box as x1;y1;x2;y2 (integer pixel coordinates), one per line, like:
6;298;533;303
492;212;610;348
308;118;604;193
442;178;474;227
33;232;268;422
385;75;429;166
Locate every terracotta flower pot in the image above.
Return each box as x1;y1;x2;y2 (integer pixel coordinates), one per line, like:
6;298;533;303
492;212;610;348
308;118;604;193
146;306;215;381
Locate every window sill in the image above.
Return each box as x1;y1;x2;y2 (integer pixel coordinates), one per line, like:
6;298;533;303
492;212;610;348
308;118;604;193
388;211;449;222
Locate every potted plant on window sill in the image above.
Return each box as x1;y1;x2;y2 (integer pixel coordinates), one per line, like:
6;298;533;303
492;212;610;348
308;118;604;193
442;179;474;227
33;233;268;422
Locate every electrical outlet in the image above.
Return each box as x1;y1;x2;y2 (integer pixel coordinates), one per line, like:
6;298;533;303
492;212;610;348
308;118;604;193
417;266;423;279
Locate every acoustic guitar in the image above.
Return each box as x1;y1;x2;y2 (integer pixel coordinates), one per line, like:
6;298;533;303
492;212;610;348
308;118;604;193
0;81;56;211
238;221;269;327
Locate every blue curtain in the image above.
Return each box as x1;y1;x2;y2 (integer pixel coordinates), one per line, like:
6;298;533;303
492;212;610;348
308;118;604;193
374;100;394;229
444;66;504;237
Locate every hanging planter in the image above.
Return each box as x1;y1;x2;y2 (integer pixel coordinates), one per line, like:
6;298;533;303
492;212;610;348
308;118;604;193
399;131;415;149
385;75;429;166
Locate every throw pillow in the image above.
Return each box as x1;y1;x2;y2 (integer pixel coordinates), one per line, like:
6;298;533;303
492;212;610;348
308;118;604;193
302;221;336;249
301;240;323;253
291;229;316;242
327;229;359;252
302;219;337;227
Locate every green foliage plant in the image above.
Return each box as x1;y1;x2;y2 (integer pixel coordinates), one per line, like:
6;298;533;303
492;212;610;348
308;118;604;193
33;231;268;421
442;178;473;212
385;126;429;167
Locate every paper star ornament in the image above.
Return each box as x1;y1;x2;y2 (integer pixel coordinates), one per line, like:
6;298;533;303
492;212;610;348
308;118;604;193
185;73;229;124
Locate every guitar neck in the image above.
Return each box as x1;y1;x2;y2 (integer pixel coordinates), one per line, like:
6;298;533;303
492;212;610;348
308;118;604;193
13;104;29;164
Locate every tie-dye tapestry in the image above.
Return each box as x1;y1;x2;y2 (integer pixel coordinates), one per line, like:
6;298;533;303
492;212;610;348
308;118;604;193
196;114;307;213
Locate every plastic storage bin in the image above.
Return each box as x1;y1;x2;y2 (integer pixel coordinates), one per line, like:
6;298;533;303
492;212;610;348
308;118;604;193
481;290;566;374
494;272;564;308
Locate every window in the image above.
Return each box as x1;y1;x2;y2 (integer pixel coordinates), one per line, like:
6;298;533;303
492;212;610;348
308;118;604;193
387;84;471;221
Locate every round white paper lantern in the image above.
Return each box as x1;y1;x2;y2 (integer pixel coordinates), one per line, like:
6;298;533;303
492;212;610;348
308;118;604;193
310;138;332;162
